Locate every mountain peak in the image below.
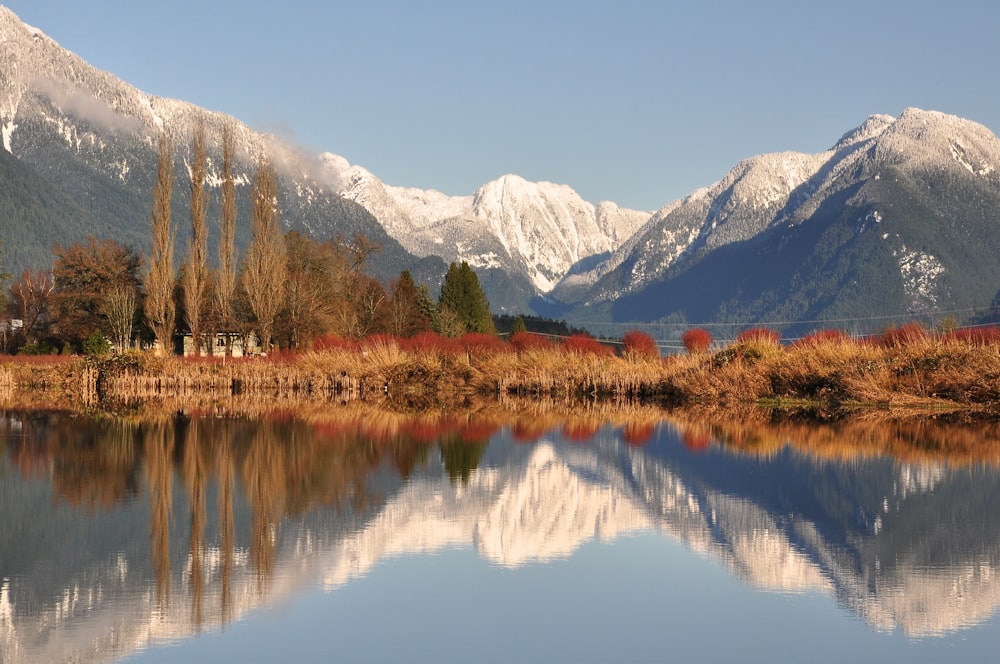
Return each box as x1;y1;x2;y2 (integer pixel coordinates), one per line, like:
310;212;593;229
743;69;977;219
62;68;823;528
833;113;895;150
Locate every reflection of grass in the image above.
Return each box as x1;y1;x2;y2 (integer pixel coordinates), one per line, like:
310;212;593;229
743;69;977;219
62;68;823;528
2;327;999;414
668;407;1000;467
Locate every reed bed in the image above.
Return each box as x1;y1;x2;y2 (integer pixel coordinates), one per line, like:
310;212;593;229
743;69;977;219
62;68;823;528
2;328;1000;416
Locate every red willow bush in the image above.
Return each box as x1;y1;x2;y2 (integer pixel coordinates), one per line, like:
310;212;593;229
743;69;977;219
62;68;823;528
561;333;614;356
681;328;713;354
942;326;1000;346
874;323;927;347
792;328;853;348
509;331;554;352
622;330;659;359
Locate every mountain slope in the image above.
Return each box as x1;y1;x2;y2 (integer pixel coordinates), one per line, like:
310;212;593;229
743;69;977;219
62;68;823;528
553;108;1000;335
0;6;443;287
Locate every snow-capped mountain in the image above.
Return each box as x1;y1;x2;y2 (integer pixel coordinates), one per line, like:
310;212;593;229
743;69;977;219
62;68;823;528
4;3;1000;326
551;107;1000;334
0;5;446;288
320;153;649;294
0;5;647;310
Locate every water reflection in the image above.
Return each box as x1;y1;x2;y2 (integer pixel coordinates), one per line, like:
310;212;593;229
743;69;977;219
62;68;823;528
2;407;1000;662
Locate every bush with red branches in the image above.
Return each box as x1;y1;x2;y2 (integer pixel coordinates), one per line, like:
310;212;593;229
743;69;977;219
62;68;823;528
622;330;659;359
942;326;1000;346
874;323;927;347
793;328;853;348
509;331;554;352
459;333;510;355
313;334;354;352
561;333;614;356
681;328;713;354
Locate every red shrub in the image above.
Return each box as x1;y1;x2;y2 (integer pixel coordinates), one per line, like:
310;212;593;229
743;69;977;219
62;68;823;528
313;334;353;351
942;326;1000;346
682;328;713;354
561;333;614;356
737;327;781;345
622;330;659;359
793;328;853;348
459;333;509;355
400;331;446;353
875;323;927;347
509;331;554;352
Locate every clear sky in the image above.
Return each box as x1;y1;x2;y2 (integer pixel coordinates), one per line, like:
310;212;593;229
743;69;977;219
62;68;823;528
5;0;999;212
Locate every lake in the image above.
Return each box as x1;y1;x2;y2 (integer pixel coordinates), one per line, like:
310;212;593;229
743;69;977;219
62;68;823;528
3;407;1000;662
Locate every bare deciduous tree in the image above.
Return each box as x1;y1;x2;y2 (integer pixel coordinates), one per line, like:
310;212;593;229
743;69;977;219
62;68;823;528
215;122;238;355
241;154;286;354
105;284;137;351
9;268;54;343
183;120;209;355
146;132;175;356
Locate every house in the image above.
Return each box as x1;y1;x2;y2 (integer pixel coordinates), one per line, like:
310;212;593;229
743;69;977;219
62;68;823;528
173;332;262;357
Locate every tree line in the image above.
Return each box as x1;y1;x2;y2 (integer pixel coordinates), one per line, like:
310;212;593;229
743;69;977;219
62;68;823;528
0;122;494;356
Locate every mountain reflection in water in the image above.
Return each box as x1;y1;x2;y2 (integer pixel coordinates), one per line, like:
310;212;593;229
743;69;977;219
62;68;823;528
2;408;1000;662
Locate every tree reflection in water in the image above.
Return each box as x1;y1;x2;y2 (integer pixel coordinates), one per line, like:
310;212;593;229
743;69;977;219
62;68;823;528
4;402;1000;663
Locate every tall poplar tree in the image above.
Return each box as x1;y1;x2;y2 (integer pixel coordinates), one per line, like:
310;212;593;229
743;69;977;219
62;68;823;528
241;154;286;354
215;122;238;354
146;132;175;356
183;120;209;355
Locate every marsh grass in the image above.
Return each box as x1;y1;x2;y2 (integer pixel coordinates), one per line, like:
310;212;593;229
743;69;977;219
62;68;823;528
2;326;999;415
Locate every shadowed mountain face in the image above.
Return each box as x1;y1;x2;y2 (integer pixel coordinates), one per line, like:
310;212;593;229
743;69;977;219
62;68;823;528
3;410;1000;662
547;108;1000;334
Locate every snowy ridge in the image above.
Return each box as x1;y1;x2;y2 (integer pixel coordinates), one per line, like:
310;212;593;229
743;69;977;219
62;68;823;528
332;166;650;293
1;4;649;298
570;107;1000;308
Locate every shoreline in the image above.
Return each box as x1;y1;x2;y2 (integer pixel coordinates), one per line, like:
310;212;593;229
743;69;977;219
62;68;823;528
2;333;999;418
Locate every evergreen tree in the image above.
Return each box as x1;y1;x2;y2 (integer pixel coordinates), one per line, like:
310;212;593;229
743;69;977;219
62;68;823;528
438;261;495;335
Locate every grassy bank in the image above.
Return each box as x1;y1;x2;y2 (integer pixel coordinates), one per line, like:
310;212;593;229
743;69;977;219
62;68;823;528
2;329;1000;415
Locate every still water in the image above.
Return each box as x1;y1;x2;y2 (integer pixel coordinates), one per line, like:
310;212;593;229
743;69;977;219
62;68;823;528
2;408;1000;662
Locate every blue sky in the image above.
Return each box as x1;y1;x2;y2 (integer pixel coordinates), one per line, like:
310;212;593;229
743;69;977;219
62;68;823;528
6;0;999;211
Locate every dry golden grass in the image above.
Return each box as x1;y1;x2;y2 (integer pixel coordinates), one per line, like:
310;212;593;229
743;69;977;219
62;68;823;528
2;332;999;416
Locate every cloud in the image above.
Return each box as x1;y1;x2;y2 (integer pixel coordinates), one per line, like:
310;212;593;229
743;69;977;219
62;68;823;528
32;76;140;134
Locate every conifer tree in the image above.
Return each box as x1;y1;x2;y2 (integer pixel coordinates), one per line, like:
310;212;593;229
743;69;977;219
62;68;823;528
439;261;495;334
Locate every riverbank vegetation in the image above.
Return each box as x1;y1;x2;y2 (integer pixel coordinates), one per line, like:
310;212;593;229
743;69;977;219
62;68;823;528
2;322;999;416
